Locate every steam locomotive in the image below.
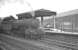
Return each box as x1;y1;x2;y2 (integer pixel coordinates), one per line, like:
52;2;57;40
0;16;45;40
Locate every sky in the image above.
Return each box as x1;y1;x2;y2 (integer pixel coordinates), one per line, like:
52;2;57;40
27;0;78;13
0;0;78;18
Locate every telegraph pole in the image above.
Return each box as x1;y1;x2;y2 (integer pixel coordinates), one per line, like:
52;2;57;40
21;0;35;17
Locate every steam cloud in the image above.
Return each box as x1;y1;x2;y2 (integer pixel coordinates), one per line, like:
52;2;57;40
0;0;32;19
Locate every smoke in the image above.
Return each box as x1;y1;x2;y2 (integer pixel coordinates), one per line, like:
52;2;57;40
0;0;33;18
0;0;28;9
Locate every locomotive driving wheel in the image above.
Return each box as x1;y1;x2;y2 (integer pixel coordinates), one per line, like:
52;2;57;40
25;28;44;40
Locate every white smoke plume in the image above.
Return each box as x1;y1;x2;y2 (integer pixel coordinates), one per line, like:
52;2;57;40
0;0;33;19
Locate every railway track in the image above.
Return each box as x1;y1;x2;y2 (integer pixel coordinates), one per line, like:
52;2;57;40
0;34;67;50
39;38;78;50
1;34;78;50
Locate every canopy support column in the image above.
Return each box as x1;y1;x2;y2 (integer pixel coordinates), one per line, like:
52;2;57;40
41;16;43;26
53;15;56;29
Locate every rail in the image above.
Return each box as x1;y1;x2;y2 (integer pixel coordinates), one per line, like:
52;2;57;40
39;38;78;49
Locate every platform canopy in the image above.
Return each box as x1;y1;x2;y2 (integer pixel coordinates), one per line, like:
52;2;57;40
34;9;56;17
16;9;56;19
